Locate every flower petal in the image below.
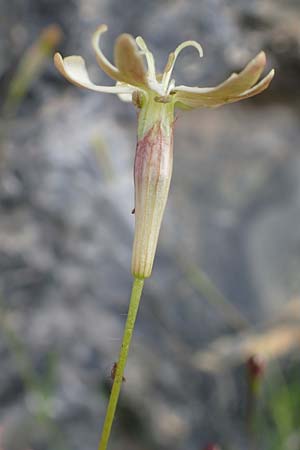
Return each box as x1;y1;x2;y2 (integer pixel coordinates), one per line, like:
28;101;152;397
229;69;275;102
54;53;135;94
214;51;267;95
162;40;204;91
114;33;148;87
175;51;267;98
136;36;165;95
174;68;274;109
136;36;156;80
116;82;134;102
92;25;122;82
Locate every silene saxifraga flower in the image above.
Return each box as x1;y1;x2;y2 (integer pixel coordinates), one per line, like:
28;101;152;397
54;25;274;450
54;24;274;280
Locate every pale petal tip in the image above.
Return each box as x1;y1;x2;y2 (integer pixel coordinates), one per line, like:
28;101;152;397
95;24;108;34
253;50;266;69
54;52;65;75
236;67;275;101
269;68;275;78
197;44;204;58
262;68;275;86
92;24;109;47
264;68;275;87
257;50;266;61
136;36;143;45
54;52;62;64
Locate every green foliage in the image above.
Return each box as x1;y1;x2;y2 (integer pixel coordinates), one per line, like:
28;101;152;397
256;364;300;450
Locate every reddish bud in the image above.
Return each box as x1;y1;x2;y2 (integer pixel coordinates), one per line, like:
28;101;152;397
246;355;265;381
203;444;221;450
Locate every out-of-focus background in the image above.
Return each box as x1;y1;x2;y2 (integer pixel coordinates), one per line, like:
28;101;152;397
0;1;300;449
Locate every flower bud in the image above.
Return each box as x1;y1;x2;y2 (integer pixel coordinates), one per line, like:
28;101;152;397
246;354;265;396
203;444;221;450
246;355;265;382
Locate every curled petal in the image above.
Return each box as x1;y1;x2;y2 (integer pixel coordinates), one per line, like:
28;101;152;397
175;51;267;98
162;40;204;91
174;68;274;109
229;69;275;102
54;53;135;95
213;51;267;96
92;25;122;82
114;34;148;87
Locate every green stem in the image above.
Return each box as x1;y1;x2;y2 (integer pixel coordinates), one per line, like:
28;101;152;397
98;277;145;450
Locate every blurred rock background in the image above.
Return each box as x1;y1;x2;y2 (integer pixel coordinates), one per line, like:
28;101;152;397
0;0;300;449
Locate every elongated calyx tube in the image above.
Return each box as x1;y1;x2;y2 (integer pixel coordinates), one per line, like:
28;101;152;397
132;95;175;278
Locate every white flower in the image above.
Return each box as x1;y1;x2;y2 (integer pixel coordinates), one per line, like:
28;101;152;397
54;25;274;279
54;24;274;109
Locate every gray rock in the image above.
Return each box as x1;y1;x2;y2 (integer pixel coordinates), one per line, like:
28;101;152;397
1;1;299;449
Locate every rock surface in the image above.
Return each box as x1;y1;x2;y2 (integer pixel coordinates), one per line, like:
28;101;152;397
0;1;300;449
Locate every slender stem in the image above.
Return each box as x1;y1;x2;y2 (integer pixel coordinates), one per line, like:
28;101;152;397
98;277;145;450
